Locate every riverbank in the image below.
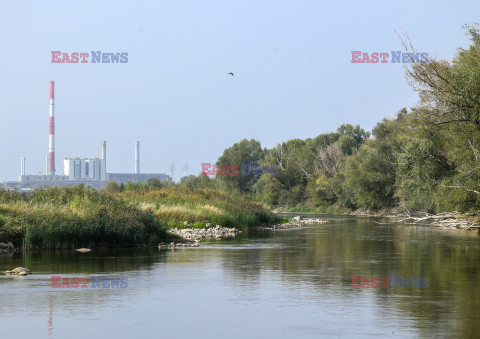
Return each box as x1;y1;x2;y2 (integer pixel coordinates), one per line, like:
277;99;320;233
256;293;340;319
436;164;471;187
276;206;480;230
372;212;480;230
0;186;283;250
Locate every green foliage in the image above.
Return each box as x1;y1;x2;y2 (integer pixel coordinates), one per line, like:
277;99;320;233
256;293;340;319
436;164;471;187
215;139;265;193
0;186;166;249
119;185;282;229
253;173;284;206
337;124;370;155
105;181;122;193
0;184;282;249
341;140;396;209
147;177;162;188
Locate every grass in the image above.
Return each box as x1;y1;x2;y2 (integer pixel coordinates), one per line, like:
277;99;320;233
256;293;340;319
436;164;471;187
0;185;282;249
0;186;166;249
115;186;283;229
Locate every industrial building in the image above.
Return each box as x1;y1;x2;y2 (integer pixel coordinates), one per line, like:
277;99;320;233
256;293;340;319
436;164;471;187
3;82;171;189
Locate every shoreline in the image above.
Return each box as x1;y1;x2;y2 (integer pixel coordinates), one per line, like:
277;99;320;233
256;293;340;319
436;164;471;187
0;217;329;254
276;210;480;231
2;211;478;257
4;209;477;255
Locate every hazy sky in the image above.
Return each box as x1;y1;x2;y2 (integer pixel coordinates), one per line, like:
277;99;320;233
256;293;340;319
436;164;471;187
0;1;478;181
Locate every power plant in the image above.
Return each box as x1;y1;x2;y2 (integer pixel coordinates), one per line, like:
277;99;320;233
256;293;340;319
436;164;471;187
5;82;170;188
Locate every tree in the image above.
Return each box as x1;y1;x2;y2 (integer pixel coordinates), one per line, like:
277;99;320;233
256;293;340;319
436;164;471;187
337;124;370;155
316;142;342;177
215;139;265;193
179;174;214;189
105;181;121;193
147;177;162;188
341;140;397;209
405;24;480;129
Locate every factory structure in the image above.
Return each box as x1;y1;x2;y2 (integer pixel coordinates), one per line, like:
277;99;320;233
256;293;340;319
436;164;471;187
5;81;170;189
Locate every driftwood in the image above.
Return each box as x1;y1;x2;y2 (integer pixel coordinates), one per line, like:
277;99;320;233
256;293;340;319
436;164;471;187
374;212;480;230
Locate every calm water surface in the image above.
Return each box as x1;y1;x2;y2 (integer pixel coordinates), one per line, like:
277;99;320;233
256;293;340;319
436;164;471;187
1;216;480;338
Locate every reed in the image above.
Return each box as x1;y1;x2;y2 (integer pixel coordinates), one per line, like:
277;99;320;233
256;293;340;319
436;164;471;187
0;186;166;249
0;185;282;249
116;186;283;228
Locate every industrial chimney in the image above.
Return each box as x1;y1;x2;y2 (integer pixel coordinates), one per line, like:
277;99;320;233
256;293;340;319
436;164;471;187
48;81;56;176
20;157;25;177
102;140;106;160
135;141;140;174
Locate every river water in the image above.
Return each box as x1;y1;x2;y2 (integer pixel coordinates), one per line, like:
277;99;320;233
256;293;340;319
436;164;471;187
1;216;479;338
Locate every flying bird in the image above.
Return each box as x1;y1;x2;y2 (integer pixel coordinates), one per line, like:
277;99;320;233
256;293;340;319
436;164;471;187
228;72;234;77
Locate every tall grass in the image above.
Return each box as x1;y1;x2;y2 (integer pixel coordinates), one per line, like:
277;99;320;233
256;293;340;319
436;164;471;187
0;186;166;249
0;185;282;249
116;186;283;228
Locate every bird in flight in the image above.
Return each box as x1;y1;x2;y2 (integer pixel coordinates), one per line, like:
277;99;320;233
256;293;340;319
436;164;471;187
228;72;234;77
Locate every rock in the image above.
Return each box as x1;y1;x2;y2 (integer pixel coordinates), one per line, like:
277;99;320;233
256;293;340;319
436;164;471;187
6;242;14;250
168;224;241;240
10;267;31;275
292;216;302;222
184;221;189;226
75;248;91;253
0;242;7;249
299;218;328;224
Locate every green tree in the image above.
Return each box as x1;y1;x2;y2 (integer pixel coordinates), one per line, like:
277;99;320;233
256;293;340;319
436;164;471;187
341;139;396;209
105;181;121;193
216;139;265;193
147;177;162;189
337;124;370;155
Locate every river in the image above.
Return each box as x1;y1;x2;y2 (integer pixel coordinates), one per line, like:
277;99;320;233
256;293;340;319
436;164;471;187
1;215;479;338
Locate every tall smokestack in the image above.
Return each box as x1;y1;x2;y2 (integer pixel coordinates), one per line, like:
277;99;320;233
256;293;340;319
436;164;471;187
48;81;56;176
102;140;106;160
20;157;25;176
135;141;140;174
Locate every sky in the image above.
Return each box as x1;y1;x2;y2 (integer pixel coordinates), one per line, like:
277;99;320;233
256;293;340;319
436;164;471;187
0;0;478;181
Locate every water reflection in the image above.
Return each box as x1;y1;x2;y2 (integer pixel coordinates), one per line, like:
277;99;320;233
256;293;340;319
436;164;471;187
47;296;53;336
0;216;479;337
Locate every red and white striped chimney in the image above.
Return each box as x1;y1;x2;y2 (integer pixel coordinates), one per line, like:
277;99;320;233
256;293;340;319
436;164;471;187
48;81;55;176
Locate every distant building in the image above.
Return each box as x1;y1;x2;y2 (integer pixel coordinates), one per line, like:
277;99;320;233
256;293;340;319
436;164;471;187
8;141;170;189
106;173;170;184
2;82;171;189
64;158;106;181
19;175;69;183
